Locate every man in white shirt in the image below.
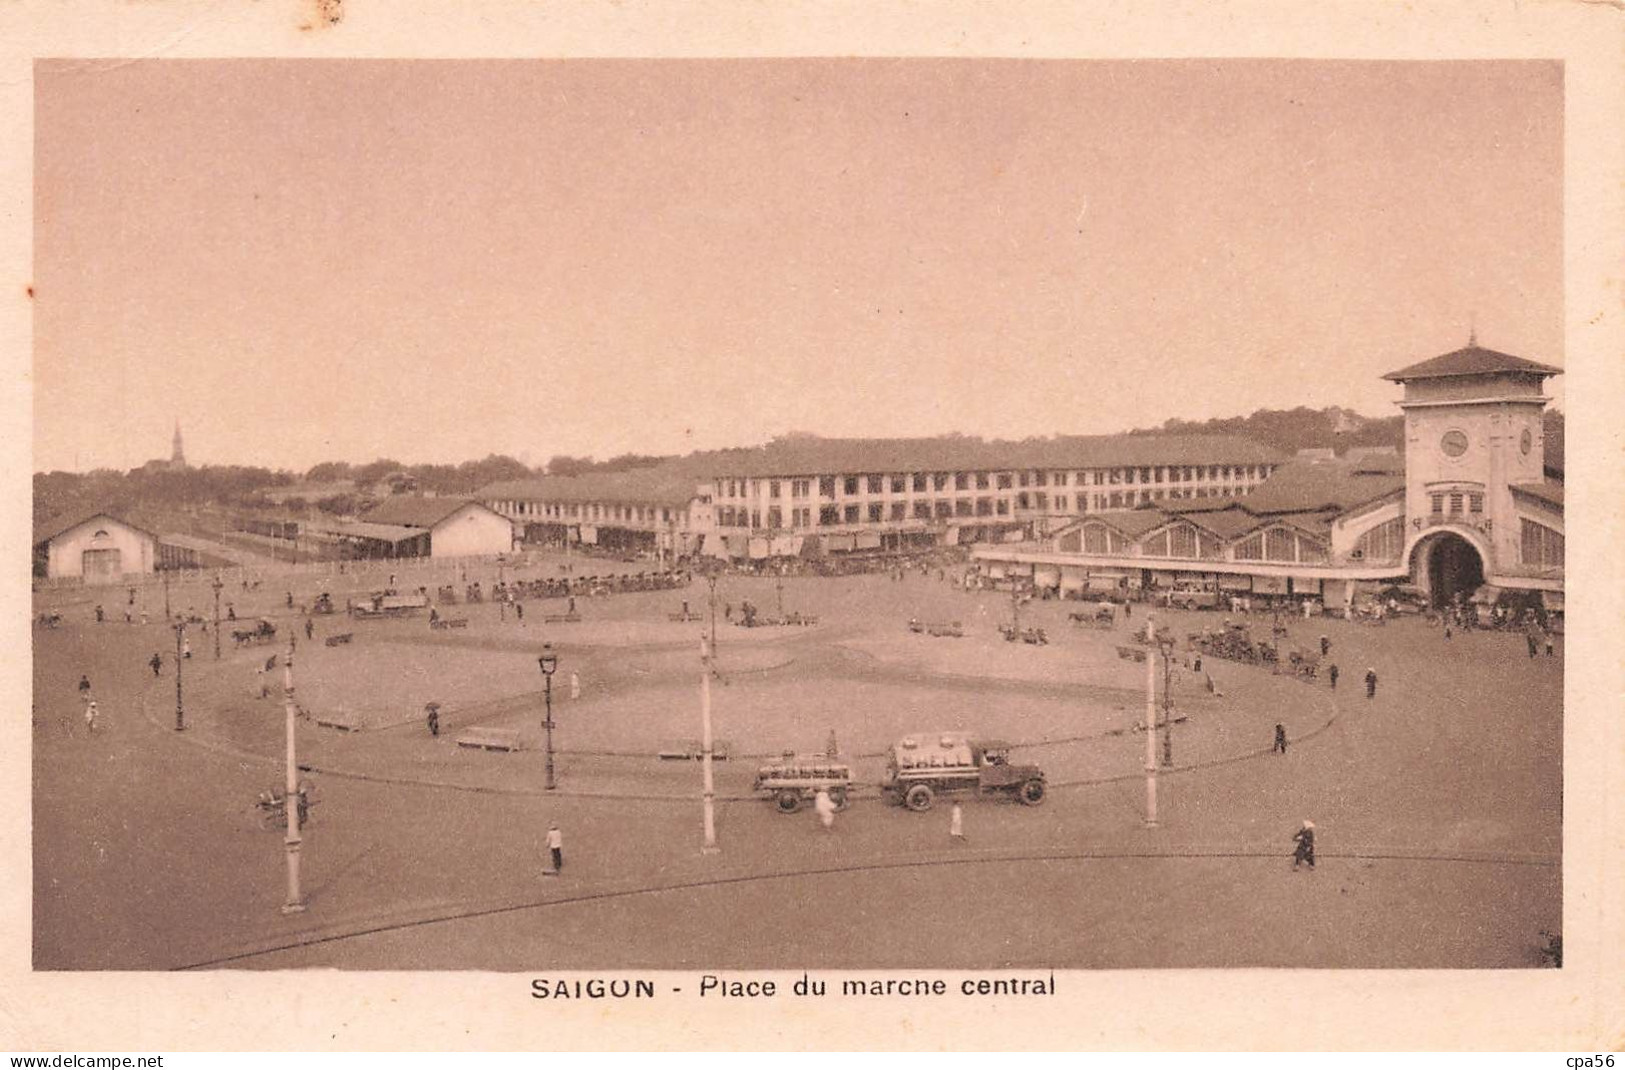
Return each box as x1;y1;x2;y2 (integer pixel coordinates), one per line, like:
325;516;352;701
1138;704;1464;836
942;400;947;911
814;789;836;832
546;824;563;876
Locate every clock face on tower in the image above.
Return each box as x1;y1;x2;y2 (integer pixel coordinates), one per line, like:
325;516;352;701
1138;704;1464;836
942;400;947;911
1520;429;1532;455
1440;430;1469;458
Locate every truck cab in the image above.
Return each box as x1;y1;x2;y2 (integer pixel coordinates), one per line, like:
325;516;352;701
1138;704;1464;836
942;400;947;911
882;733;1046;811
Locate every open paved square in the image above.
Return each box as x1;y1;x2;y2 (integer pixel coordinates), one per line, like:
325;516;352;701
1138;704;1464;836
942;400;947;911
32;556;1560;970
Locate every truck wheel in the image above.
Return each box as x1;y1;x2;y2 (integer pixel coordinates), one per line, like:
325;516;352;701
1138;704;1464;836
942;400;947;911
830;787;849;811
904;784;934;812
1019;779;1047;806
776;791;801;814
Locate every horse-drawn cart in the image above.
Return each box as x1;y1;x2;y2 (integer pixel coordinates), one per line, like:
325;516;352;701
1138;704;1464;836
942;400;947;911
232;618;277;647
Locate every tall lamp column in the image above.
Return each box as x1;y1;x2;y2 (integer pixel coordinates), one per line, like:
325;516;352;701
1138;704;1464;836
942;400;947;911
538;645;557;791
211;574;223;660
173;621;186;731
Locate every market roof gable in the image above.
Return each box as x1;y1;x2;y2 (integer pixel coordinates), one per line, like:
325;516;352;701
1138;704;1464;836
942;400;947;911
1230;457;1405;517
33;509;159;549
361;496;489;529
1382;345;1563;383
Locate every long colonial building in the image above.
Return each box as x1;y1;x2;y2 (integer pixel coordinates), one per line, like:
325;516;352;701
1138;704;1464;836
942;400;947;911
971;342;1564;609
479;435;1285;560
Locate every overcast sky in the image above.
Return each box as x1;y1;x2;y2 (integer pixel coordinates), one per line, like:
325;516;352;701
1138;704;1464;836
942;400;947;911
32;58;1562;474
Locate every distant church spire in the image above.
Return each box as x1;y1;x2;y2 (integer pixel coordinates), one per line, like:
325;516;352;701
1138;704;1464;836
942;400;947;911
171;420;186;468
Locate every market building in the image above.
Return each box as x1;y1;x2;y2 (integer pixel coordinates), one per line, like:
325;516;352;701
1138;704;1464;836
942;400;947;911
301;497;515;559
970;341;1564;612
33;511;159;582
478;434;1285;562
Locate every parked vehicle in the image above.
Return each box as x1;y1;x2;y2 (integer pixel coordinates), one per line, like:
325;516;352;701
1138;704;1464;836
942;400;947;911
232;618;278;646
353;591;430;619
881;733;1046;811
1167;580;1220;611
1069;603;1117;629
753;757;854;813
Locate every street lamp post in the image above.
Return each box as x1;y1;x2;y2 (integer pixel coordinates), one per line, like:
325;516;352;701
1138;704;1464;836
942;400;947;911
280;635;306;914
1158;637;1176;768
538;644;557;791
163;567;172;622
211;574;223;660
706;572;719;659
1143;614;1158;828
700;631;719;854
173;621;186;731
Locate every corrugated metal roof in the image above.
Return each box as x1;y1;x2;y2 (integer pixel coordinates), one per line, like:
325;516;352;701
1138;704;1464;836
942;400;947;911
33;510;159;548
478;434;1283;506
1225;458;1405;516
478;466;702;508
1511;482;1564;509
685;433;1283;478
1166;506;1263;540
1074;510;1170;538
310;520;425;544
1382;345;1563;382
362;497;486;529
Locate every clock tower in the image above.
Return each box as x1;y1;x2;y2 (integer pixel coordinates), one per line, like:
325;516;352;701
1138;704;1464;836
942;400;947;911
1383;338;1561;603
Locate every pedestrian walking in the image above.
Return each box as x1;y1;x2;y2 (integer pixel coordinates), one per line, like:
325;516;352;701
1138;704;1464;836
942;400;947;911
149;652;162;677
77;674;91;696
1364;667;1377;699
304;618;314;641
567;596;577;615
814;788;836;832
1123;602;1132;620
84;700;98;734
124;609;133;625
425;703;440;738
286;591;294;609
1273;723;1287;754
94;604;104;624
1318;635;1330;657
949;801;965;843
1526;632;1539;659
1292;820;1316;870
546;823;563;875
515;602;524;622
1444;623;1452;641
227;604;237;621
1328;664;1339;690
570;671;581;701
1545;631;1555;657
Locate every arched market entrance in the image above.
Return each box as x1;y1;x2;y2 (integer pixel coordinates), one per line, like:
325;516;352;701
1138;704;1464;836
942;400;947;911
1414;531;1486;608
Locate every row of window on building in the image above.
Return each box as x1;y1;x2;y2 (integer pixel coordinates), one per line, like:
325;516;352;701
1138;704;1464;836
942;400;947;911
492;500;679;526
714;465;1275;501
1430;491;1485;516
712;485;1257;529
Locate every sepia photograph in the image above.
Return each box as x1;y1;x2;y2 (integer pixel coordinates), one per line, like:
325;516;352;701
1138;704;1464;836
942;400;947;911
7;1;1624;1052
27;55;1568;972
